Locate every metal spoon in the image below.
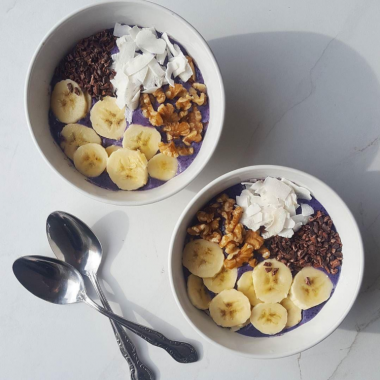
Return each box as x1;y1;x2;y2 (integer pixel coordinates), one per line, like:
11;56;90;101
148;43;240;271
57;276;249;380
13;256;198;364
46;211;153;380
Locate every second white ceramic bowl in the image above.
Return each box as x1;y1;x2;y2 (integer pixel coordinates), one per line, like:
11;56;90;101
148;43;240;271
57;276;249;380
169;165;364;358
25;1;224;205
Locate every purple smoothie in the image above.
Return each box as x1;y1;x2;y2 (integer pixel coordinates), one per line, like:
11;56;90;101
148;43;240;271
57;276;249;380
49;27;209;191
182;182;342;338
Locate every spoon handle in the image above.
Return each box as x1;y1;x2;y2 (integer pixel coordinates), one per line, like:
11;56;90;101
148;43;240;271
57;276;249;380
83;295;198;363
88;273;154;380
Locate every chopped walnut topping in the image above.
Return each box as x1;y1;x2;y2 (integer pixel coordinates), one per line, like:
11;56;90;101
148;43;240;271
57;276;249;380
163;122;191;141
165;84;186;99
192;82;207;93
158;141;179;157
152;88;166;103
186;56;196;82
245;230;264;250
157;103;180;124
183;130;202;146
176;95;193;111
197;210;214;223
189;87;207;106
187;192;265;270
140;94;163;127
249;258;258;268
257;246;270;259
177;145;194;156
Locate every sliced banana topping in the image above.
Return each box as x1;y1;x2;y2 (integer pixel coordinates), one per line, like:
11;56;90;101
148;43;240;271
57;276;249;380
84;91;93;113
209;289;251;327
51;79;87;124
107;148;148;190
187;274;211;310
281;297;302;328
290;267;333;310
182;239;224;278
237;271;263;306
148;153;178;181
60;123;101;160
252;259;292;303
105;145;122;156
123;124;161;160
250;302;288;335
203;267;238;294
90;96;126;139
73;143;108;178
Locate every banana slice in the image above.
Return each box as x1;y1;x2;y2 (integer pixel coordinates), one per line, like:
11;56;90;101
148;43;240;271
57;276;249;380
182;239;224;278
209;289;251;327
60;123;101;160
230;318;251;332
187;274;211;310
281;297;302;328
252;259;292;303
250;303;288;335
148;153;178;181
203;267;238;293
237;271;263;306
105;145;122;156
122;124;161;160
73;143;108;177
84;91;93;113
51;80;87;123
290;267;333;310
90;96;126;139
107;148;148;190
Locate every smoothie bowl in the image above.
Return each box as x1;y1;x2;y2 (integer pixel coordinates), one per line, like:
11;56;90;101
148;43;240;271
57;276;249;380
26;1;224;205
169;166;364;358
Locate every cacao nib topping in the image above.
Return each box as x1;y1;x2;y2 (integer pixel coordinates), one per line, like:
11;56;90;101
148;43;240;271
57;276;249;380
266;211;343;274
56;29;116;100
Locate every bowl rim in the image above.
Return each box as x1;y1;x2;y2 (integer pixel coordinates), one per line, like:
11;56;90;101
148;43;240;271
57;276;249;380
168;165;364;358
24;0;225;206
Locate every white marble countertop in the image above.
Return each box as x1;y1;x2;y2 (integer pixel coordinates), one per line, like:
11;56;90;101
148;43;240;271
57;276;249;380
1;0;379;378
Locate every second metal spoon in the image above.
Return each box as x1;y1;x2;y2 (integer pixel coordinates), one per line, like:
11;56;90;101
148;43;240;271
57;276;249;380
46;211;153;380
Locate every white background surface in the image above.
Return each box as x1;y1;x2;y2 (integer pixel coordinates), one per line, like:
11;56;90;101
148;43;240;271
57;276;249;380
1;0;380;379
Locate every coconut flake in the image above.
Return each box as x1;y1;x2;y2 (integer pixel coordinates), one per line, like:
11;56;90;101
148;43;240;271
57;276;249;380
263;177;292;201
129;26;141;40
301;203;314;217
125;107;133;124
281;178;312;200
114;23;131;37
252;212;263;224
135;29;166;54
262;208;287;238
165;61;177;86
162;32;178;56
291;214;309;224
283;217;296;229
125;53;154;76
246;204;261;217
278;228;294;238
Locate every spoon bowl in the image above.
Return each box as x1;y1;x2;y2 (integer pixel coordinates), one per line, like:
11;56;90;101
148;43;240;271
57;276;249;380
13;256;84;305
46;211;102;275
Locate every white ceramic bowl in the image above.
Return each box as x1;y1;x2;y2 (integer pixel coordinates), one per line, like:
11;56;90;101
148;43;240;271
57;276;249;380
25;0;224;206
169;165;364;358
